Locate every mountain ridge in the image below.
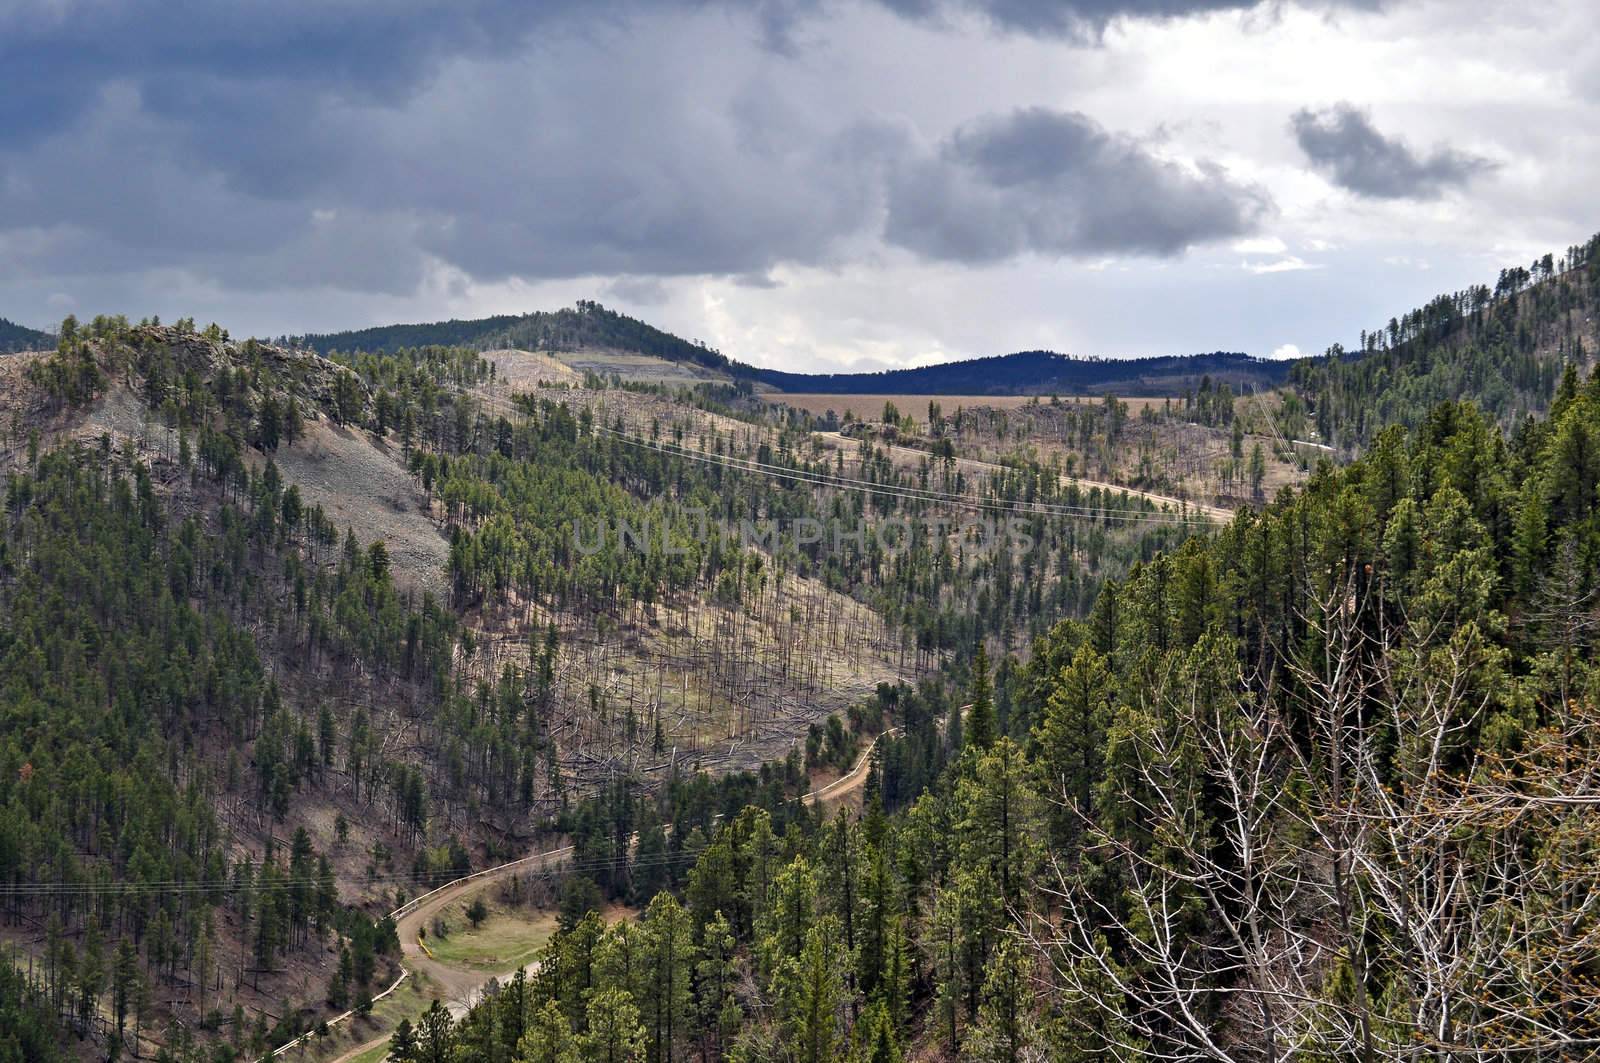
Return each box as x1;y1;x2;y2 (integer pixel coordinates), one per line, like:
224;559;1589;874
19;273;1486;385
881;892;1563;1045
294;299;730;373
0;315;52;352
746;348;1292;396
1290;230;1600;449
296;304;1293;397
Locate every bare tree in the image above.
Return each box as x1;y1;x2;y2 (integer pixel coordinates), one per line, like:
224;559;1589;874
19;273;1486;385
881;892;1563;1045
1029;571;1600;1060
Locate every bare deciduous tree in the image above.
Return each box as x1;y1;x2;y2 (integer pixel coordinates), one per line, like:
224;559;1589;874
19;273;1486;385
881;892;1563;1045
1029;572;1600;1060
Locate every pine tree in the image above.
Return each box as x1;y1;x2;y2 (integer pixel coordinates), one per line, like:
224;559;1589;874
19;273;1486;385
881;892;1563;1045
776;918;844;1063
1034;646;1112;849
112;939;138;1044
389;1017;418;1062
195;915;214;1018
76;927;105;1037
328;945;352;1008
880;911;911;1035
966;642;996;751
970;938;1035;1063
931;882;965;1053
755;856;817;981
957;738;1039;909
631;817;670;905
694;910;740;1055
582;987;646;1063
856;838;892;999
641;892;694;1063
855;1001;902;1063
417;999;455;1063
517;999;580;1063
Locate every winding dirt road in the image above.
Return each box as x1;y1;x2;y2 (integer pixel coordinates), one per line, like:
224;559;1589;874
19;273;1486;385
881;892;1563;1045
275;727;899;1062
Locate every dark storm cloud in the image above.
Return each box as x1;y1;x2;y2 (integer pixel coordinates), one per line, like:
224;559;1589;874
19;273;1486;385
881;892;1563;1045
0;0;848;146
1291;103;1495;199
0;0;1392;155
0;0;1292;320
885;108;1272;261
0;4;893;296
0;0;667;148
603;276;673;306
393;76;908;285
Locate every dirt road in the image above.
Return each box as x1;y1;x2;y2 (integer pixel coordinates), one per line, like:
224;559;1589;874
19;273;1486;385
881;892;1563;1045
392;850;573;1016
269;726;898;1061
802;726;899;807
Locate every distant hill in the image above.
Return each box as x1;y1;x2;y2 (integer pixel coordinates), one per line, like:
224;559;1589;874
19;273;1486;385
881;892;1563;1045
1290;231;1600;450
296;303;1294;397
295;300;731;372
748;349;1293;396
0;316;52;353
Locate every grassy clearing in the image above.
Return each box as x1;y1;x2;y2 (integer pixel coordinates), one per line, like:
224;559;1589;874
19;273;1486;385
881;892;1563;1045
422;886;559;972
344;1041;394;1063
293;970;435;1063
769;392;1168;421
426;908;557;971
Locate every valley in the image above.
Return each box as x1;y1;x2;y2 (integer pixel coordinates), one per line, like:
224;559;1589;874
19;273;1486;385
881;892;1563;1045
1;233;1598;1062
4;2;1600;1058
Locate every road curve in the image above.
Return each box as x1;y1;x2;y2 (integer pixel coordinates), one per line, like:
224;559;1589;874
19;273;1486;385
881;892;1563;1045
803;726;899;807
264;727;900;1061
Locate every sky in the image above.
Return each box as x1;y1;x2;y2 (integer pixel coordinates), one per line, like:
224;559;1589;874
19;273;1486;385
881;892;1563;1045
0;0;1595;371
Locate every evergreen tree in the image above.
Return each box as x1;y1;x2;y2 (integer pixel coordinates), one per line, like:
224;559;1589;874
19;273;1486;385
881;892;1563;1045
582;988;646;1063
518;999;581;1063
966;642;996;751
1033;646;1112;849
775;918;844;1063
640;893;694;1063
389;1017;418;1062
417;999;455;1063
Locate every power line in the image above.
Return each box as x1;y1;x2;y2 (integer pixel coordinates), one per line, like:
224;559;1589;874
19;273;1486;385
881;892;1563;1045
479;390;1218;527
0;848;703;899
7;729;906;901
596;425;1214;525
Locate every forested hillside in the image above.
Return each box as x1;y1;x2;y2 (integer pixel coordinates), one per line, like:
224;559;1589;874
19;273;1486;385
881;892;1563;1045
0;316;51;353
298;307;1294;398
296;301;730;373
0;313;1206;1061
749;349;1290;397
6;234;1600;1060
327;342;1201;783
1292;231;1600;451
415;368;1600;1061
0;318;478;1060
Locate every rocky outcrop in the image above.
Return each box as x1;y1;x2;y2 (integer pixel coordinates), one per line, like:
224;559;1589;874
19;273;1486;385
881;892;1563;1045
129;324;372;424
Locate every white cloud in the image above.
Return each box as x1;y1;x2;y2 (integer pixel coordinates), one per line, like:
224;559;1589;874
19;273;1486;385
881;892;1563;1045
1244;255;1321;274
1270;342;1304;359
1233;236;1287;254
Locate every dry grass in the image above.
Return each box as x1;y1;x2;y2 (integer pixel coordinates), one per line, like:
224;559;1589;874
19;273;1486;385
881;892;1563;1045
294;968;438;1063
342;1041;394;1063
768;392;1168;422
554;348;731;385
265;419;450;599
423;889;559;972
481;348;584;390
